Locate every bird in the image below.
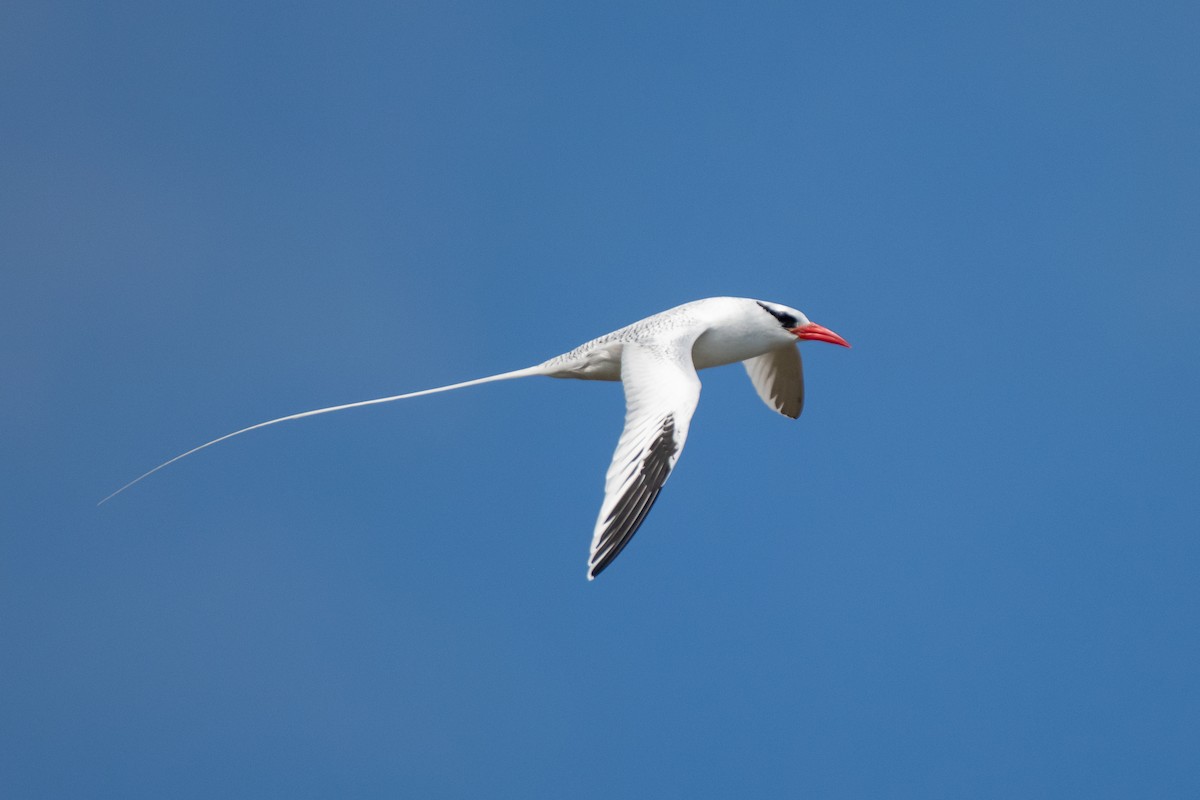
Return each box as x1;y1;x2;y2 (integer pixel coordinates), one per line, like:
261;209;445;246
101;296;850;579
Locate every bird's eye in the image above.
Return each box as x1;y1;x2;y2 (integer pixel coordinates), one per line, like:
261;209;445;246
756;302;797;329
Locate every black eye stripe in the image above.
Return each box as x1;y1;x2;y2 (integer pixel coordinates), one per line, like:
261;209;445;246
756;301;797;329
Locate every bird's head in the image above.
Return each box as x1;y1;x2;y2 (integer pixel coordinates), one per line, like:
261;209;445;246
756;301;851;348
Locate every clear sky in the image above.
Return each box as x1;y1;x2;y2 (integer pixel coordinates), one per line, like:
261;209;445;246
3;1;1198;797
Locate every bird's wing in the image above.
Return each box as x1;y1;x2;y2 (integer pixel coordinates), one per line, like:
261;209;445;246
742;344;804;419
587;340;702;579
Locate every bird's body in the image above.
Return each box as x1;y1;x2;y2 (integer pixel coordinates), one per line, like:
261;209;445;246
103;297;849;579
544;297;789;379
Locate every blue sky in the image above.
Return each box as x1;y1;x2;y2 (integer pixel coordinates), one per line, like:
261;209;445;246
3;1;1198;797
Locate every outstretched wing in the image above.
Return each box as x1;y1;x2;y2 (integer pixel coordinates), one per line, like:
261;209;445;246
587;341;702;580
742;344;804;419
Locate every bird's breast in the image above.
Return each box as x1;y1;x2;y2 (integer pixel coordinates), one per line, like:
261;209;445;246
691;326;779;370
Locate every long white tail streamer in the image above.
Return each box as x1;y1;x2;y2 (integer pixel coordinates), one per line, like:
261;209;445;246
99;365;545;506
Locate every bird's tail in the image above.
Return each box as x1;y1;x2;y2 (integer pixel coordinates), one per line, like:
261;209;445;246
98;365;547;505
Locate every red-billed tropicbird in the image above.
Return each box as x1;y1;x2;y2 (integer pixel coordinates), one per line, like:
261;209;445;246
102;297;850;579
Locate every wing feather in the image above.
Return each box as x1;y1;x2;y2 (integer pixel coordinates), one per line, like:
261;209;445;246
742;345;804;418
587;341;702;579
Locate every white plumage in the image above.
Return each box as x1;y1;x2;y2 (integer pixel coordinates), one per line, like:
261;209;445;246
102;297;850;579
